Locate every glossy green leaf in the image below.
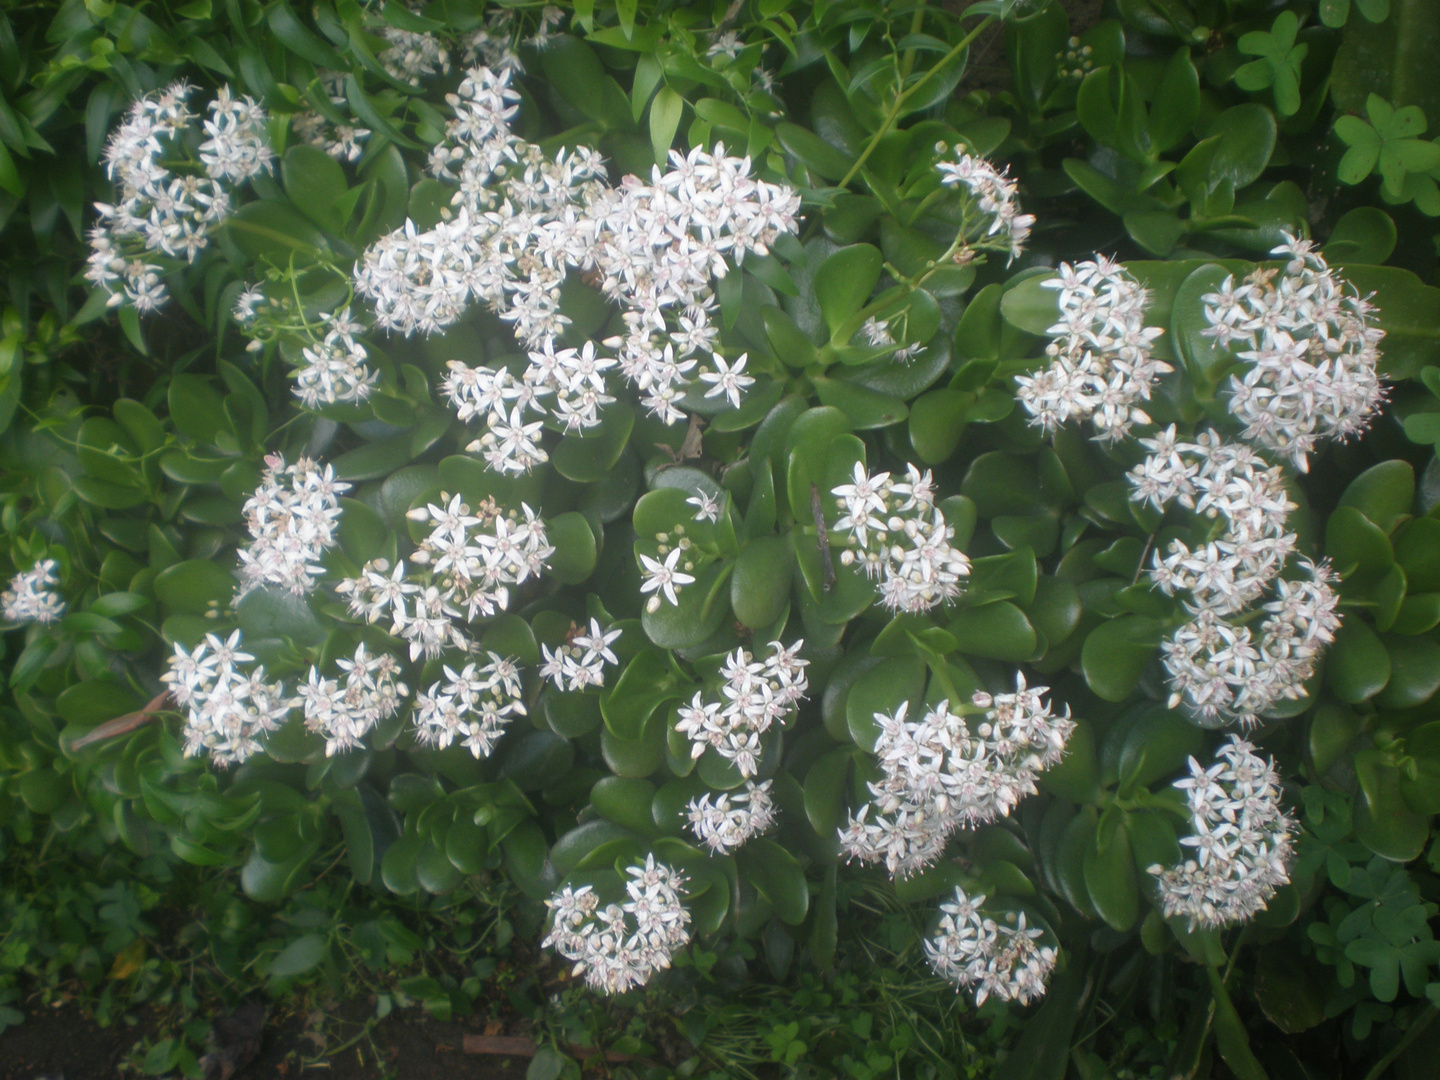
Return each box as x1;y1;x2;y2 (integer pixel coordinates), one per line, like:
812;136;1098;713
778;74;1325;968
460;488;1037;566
1329;618;1392;702
815;244;882;337
738;839;809;925
1339;460;1414;534
1081;616;1162;702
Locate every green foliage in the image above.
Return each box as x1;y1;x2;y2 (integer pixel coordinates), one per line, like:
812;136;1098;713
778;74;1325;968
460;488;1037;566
1;1;1440;1078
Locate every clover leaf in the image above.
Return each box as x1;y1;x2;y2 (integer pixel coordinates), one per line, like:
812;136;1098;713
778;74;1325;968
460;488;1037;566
1234;11;1308;117
1334;95;1440;214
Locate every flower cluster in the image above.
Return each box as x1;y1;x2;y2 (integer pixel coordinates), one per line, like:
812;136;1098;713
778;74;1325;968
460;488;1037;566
1015;256;1171;443
355;65;608;342
935;150;1036;262
237;455;350;596
542;856;691;995
2;559;65;625
1129;429;1342;727
539;618;623;693
291;308;379;408
673;641;809;778
413;653;526;758
378;26;451;85
442;341;617;474
925;888;1057;1006
298;645;409;757
162;631;292;768
1131;429;1296;616
859;315;926;364
1201;234;1385;471
840;675;1073;879
686;780;777;853
293;77;371;163
589;142;798;424
338;494;552;661
87;83;272;312
1150;736;1297;930
832;463;971;614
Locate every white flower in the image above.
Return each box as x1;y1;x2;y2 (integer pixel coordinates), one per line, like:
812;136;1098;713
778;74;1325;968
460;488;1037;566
671;641;808;778
639;548;695;610
698;353;754;409
686;781;777;853
413;652;526;758
89;82;268;314
540;619;622;692
2;559;65;625
542;856;691;994
163;630;292;768
1150;736;1296;930
1200;236;1385;471
936;150;1035;262
925;887;1056;1006
236;454;350;596
832;463;969;613
300;644;409;757
686;491;721;524
1016;257;1171;442
840;675;1073;878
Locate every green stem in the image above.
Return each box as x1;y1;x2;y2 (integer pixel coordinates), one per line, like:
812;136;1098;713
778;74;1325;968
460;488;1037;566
1361;1005;1439;1080
832;15;997;194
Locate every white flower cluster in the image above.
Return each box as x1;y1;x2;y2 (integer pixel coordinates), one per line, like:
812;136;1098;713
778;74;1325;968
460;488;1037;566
294;109;370;163
542;856;692;995
1015;256;1172;443
1201;233;1385;471
162;631;292;767
413;653;526;758
236;455;350;596
686;780;777;853
337;494;552;661
589;142;798;424
673;641;809;778
2;559;65;625
86;82;272;312
859;315;926;364
935;150;1036;262
539;618;623;692
298;644;409;757
925;887;1057;1006
832;463;971;614
442;341;617;474
840;675;1073;879
355;66;607;341
292;307;379;408
1150;735;1297;931
1131;429;1296;615
378;26;450;85
1129;429;1342;727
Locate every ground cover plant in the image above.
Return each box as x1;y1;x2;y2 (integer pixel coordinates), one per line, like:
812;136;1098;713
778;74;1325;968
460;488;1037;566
2;0;1440;1077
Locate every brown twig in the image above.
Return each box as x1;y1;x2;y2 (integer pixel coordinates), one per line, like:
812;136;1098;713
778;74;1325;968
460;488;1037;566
460;1034;656;1066
811;483;836;592
69;690;170;750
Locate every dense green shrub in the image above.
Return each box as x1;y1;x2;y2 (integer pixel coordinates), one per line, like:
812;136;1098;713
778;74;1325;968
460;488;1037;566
2;1;1440;1077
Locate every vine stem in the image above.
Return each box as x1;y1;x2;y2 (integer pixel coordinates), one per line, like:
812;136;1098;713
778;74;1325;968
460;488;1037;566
832;14;997;194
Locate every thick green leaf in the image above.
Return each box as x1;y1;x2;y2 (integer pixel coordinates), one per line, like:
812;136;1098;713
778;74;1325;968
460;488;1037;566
1328;618;1392;702
1081;616;1162;702
738;839;810;925
815;244;883;337
269;933;327;979
154;560;237;615
1339;460;1414;534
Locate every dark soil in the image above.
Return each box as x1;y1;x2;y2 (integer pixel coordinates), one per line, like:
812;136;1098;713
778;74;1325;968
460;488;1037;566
0;1002;532;1080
